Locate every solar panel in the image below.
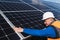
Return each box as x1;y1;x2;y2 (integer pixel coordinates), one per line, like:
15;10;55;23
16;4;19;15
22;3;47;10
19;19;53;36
0;0;21;2
0;2;36;11
0;15;20;40
4;11;44;29
30;3;60;20
0;10;46;40
0;0;59;40
0;1;46;40
2;11;46;40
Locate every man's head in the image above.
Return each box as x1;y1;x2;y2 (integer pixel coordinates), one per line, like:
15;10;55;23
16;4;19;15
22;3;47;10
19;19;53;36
42;12;55;26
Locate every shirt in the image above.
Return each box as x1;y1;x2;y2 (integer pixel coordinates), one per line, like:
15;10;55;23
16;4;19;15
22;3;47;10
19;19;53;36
23;26;56;38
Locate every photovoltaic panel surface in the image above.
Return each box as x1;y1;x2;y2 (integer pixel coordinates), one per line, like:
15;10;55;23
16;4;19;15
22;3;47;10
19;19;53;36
0;1;46;40
0;15;20;40
30;3;60;20
0;0;60;40
0;2;36;11
3;11;45;38
0;0;21;2
4;11;44;29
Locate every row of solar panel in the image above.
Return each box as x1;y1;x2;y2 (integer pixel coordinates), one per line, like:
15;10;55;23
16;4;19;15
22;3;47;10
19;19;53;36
0;2;36;11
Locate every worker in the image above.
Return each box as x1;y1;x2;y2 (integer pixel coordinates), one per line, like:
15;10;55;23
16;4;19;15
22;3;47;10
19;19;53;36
14;12;60;40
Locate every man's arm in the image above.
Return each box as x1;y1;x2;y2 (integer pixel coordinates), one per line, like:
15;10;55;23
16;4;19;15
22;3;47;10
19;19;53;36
14;26;56;37
23;26;56;37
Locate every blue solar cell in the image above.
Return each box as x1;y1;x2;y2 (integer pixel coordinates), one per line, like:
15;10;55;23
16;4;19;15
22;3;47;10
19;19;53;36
4;11;44;29
0;37;8;40
0;0;21;2
0;2;36;11
0;15;20;40
4;28;15;35
8;33;20;40
0;30;5;37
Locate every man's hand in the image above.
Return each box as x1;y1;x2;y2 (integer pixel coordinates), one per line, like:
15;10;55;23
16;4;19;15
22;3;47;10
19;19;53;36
13;27;24;33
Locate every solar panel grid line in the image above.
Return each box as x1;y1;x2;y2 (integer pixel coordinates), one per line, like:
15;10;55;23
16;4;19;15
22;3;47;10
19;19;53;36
0;1;22;3
0;20;13;29
1;27;9;40
0;10;25;40
39;9;52;12
20;0;44;13
0;3;7;11
0;27;8;39
0;2;12;11
10;3;26;11
0;2;37;11
4;3;17;11
0;0;20;1
1;2;12;11
0;35;5;39
1;2;18;11
2;10;41;13
0;27;10;40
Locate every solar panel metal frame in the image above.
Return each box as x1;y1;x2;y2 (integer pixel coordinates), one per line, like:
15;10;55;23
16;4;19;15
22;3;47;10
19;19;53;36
0;10;31;40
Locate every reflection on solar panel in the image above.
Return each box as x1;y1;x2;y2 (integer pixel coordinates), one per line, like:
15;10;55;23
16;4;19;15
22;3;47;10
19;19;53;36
30;3;60;20
0;2;36;11
31;4;57;12
0;15;20;40
31;4;51;10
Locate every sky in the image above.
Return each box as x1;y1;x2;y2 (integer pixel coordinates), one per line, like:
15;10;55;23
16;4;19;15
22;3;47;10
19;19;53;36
43;0;60;3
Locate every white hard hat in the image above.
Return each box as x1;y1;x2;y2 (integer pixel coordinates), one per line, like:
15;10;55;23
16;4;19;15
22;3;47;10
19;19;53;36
42;12;55;20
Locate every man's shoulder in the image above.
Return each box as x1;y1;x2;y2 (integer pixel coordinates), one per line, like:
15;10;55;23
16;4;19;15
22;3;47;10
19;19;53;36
51;20;60;28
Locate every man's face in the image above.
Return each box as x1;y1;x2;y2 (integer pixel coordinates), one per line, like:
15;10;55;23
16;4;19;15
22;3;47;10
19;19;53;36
44;18;54;26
